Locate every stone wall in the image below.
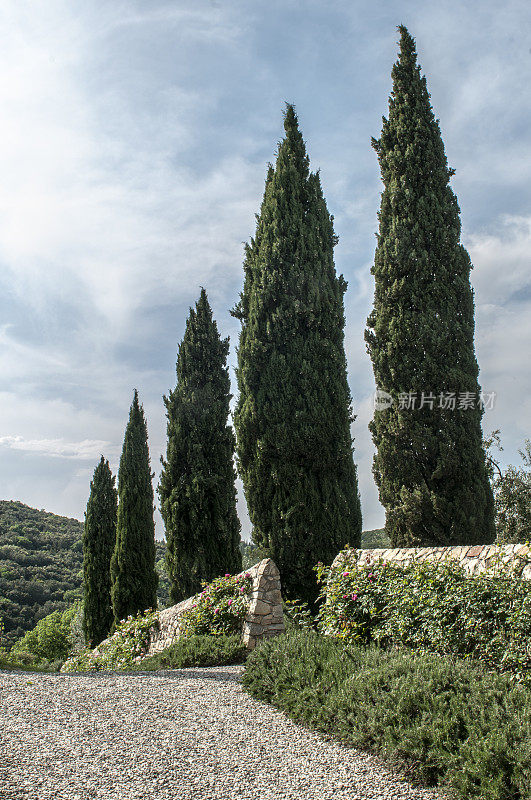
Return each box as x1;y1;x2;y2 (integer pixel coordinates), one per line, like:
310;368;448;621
147;558;285;655
333;543;531;579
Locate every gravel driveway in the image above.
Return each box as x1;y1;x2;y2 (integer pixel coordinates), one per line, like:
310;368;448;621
1;666;447;800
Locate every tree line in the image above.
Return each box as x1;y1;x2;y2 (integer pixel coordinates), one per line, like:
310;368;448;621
81;26;526;642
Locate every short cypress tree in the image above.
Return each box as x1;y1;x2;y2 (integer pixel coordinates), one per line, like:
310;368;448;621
365;27;495;547
158;289;242;603
82;456;117;646
111;390;158;625
232;105;362;606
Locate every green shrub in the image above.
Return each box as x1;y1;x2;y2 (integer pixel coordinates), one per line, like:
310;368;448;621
131;634;248;670
11;602;82;665
61;609;159;672
317;548;531;686
178;573;253;637
243;631;531;800
283;599;316;631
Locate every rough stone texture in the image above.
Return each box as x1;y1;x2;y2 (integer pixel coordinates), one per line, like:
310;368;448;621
0;666;447;800
332;543;531;578
147;559;284;655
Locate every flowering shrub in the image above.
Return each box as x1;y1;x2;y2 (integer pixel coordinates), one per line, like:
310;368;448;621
61;609;159;672
179;573;253;637
60;571;254;672
317;547;531;686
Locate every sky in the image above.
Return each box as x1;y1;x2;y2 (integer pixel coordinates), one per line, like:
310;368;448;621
0;0;529;539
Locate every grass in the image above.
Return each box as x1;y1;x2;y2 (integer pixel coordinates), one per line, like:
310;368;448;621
130;634;249;670
242;630;531;800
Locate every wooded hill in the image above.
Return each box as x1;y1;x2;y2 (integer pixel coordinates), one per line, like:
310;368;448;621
0;501;169;649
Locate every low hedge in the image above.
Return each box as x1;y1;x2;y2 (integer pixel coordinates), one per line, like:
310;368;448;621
130;634;248;670
317;549;531;685
242;630;531;800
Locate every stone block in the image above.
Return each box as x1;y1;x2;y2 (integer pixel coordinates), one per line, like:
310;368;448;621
249;599;273;615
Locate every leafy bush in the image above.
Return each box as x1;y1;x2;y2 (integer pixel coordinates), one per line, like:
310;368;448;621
131;634;248;670
178;573;253;637
61;609;159;672
243;630;531;800
317;548;531;686
283;599;316;631
11;602;82;665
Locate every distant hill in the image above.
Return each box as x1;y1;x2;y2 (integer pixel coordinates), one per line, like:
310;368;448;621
0;500;169;649
361;528;390;549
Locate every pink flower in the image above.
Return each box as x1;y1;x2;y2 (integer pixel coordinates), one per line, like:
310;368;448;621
227;600;232;606
239;587;245;593
214;608;219;614
343;571;349;577
245;572;251;578
351;593;358;601
225;573;231;577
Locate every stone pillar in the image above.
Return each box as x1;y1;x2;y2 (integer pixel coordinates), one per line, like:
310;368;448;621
241;558;285;650
145;558;285;656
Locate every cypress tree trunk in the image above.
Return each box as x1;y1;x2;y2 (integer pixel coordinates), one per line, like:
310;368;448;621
365;27;495;547
82;456;117;646
233;105;362;607
111;390;158;625
158;289;242;603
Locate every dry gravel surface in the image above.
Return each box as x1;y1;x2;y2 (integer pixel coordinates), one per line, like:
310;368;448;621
1;666;447;800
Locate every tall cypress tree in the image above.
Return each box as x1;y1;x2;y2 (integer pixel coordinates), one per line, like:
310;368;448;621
111;390;158;625
158;289;242;603
82;456;117;646
232;105;362;606
365;27;495;547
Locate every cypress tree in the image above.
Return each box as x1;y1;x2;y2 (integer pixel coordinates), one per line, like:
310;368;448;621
111;390;158;625
365;27;495;547
158;289;242;603
232;105;362;606
82;456;117;646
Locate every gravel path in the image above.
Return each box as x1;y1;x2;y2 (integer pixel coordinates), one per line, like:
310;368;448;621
1;666;447;800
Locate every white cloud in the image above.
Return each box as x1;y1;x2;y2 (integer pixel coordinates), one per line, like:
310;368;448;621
0;435;112;460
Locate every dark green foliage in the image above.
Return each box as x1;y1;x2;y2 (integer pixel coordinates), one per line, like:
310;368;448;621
82;457;117;646
111;390;158;625
365;27;494;547
131;634;248;671
318;552;531;685
232;105;362;606
243;631;531;799
0;501;83;649
155;540;170;608
158;290;242;603
239;540;269;570
485;431;531;544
